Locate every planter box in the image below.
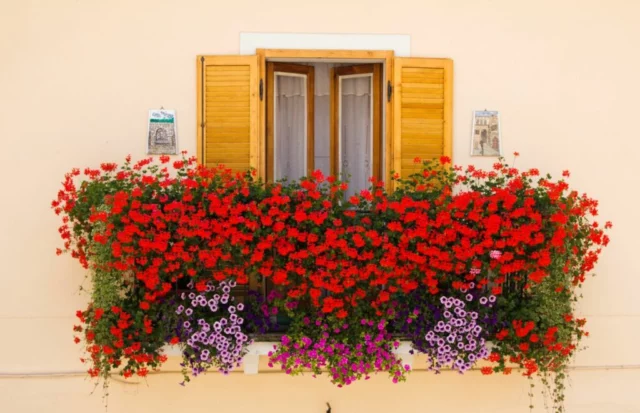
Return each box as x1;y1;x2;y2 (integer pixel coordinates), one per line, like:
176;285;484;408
162;341;415;375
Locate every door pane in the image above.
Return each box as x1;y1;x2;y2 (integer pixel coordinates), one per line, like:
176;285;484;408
340;75;372;199
274;73;307;181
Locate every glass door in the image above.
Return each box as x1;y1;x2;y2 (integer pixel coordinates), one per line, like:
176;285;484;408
331;64;382;198
266;63;315;182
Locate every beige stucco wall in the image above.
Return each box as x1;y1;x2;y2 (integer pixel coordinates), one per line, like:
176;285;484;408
1;0;639;411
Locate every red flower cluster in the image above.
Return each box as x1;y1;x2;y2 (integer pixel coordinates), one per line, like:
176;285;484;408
74;305;167;379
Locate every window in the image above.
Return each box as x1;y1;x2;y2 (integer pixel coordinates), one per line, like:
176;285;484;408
196;50;453;191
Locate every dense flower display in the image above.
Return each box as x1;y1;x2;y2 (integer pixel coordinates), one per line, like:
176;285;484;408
54;152;610;411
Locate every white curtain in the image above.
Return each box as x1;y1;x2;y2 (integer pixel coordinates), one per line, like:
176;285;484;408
274;74;307;181
313;63;373;198
312;63;333;177
339;76;372;199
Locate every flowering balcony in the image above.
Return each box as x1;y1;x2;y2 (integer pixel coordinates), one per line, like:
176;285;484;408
56;153;609;411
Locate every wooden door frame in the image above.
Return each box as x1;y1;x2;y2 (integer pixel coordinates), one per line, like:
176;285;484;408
257;49;394;187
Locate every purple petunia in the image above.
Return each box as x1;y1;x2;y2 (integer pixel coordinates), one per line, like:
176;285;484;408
421;294;494;374
175;280;253;380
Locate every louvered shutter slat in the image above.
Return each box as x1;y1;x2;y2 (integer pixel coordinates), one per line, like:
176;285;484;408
197;56;259;173
393;58;453;180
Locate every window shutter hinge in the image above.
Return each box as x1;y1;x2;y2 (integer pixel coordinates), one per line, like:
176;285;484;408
260;79;264;101
387;81;393;102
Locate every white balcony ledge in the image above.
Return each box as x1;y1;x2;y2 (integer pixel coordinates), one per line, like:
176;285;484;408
162;341;415;375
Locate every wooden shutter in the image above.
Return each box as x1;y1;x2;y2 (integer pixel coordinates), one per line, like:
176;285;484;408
392;58;453;179
197;56;260;172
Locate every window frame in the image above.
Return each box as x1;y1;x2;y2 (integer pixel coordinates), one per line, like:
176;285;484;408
197;50;453;193
257;49;395;189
